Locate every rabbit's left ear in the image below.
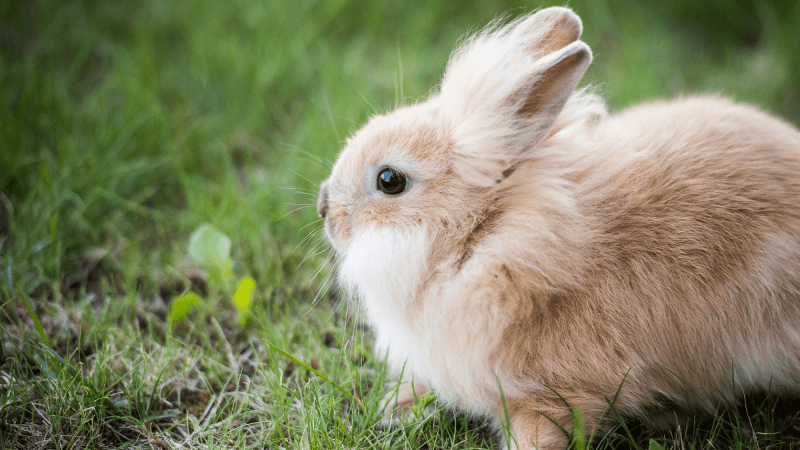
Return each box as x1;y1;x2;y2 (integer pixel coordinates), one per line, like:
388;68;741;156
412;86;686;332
441;7;592;159
513;41;591;141
502;8;591;139
510;7;584;56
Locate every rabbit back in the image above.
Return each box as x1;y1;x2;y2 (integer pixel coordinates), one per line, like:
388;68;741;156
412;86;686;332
500;95;800;413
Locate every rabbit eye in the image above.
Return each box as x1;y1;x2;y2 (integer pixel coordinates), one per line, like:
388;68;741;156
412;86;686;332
376;167;408;195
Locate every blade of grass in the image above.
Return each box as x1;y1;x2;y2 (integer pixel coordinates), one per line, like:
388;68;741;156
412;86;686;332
145;364;170;417
572;406;587;450
11;265;50;347
143;411;178;423
263;338;358;405
39;343;123;415
605;395;642;450
587;369;631;448
542;384;573;441
495;373;519;450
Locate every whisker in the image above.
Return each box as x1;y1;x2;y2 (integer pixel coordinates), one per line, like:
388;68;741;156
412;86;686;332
396;38;404;107
342;116;360;127
277;186;319;197
292;233;328;261
296;241;330;271
322;275;341;322
348;297;365;363
289;169;321;188
308;252;335;294
276;205;312;221
280;143;323;161
281;144;336;169
298;218;323;233
315;262;337;309
315;269;335;307
291;227;322;255
358;90;380;117
301;252;336;319
321;91;342;143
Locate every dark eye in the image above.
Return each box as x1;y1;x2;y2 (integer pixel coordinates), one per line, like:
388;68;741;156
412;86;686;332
376;167;408;195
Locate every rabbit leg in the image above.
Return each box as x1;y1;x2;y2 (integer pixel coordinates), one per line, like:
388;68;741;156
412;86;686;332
505;395;600;450
507;411;569;450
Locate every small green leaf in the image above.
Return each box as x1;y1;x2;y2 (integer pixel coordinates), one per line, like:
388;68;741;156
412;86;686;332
419;391;437;409
189;223;231;267
410;390;438;418
233;277;256;325
188;223;233;288
649;439;664;450
169;293;200;324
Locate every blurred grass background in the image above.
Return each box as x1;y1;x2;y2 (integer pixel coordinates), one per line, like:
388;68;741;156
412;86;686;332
2;0;799;299
2;0;798;299
1;0;799;448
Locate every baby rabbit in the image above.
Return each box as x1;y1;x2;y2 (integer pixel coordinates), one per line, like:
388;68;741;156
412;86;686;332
316;6;800;449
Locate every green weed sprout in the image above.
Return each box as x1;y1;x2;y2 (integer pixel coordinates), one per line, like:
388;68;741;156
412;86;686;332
168;292;201;324
170;223;256;326
409;391;437;419
233;276;256;326
188;223;234;289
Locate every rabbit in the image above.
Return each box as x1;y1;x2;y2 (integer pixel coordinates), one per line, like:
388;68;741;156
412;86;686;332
315;6;800;449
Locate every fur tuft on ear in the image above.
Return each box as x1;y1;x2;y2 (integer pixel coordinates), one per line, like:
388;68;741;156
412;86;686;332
439;7;604;182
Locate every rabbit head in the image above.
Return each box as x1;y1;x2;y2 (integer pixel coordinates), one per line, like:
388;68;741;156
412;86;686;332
317;7;597;313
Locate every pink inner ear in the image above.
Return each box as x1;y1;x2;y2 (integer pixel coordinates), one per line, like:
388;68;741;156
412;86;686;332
519;47;591;119
538;14;582;54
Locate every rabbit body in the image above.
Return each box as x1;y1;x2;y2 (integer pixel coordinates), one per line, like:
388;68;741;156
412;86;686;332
317;7;800;449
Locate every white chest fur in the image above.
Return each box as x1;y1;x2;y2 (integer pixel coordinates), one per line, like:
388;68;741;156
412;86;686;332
338;227;526;413
339;227;430;370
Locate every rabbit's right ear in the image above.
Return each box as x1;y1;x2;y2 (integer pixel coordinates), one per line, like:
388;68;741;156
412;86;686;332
440;7;592;165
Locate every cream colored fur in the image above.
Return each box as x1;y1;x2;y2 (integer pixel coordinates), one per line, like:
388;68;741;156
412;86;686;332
316;6;800;450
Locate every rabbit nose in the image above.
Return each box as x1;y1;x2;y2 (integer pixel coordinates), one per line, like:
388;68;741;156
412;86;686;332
317;181;329;219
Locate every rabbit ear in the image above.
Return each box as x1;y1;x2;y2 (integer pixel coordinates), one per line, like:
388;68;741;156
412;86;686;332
513;41;592;139
511;7;583;55
441;7;593;166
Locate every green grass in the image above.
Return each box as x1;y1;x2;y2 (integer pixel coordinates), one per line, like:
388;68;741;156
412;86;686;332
2;0;800;448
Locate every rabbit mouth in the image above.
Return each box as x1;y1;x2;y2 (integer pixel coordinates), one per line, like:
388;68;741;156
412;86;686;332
319;204;352;256
322;219;345;255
